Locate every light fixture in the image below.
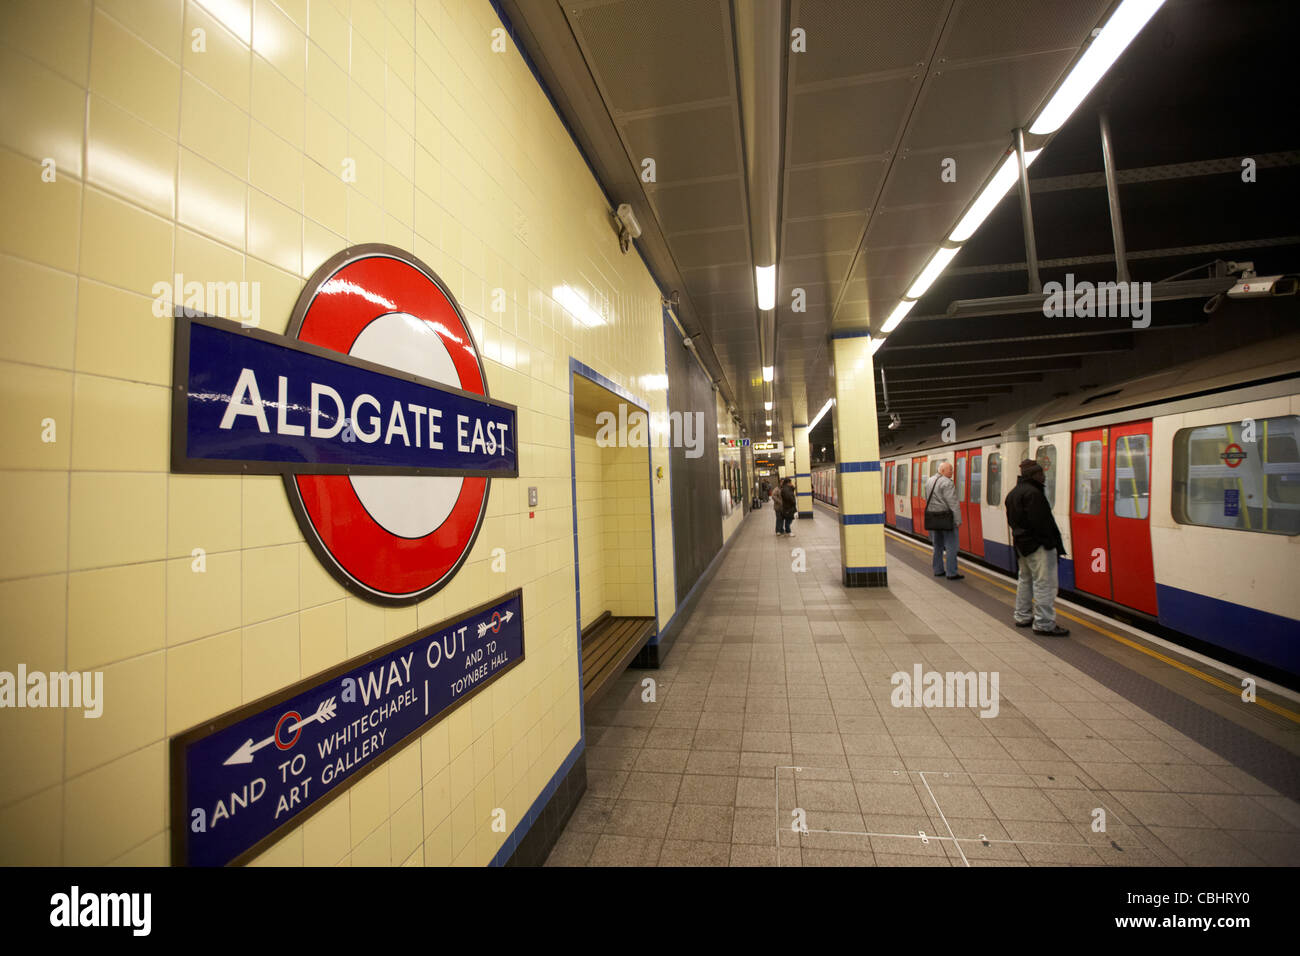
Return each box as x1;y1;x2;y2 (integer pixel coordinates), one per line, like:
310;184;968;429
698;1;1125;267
765;419;772;426
755;265;776;311
764;401;773;411
880;299;916;334
949;150;1041;243
906;245;962;300
762;366;774;382
868;336;885;356
552;285;604;327
807;397;834;432
1029;0;1166;135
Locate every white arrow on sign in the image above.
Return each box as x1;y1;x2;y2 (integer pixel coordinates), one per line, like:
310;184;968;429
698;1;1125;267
223;696;338;766
476;609;515;639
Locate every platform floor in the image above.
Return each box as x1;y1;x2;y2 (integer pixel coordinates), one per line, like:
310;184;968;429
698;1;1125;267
545;501;1300;866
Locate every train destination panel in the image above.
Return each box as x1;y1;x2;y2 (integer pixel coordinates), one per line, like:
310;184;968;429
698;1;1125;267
171;590;525;866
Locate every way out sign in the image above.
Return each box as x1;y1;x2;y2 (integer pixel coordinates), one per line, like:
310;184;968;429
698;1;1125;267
170;590;525;866
171;244;517;604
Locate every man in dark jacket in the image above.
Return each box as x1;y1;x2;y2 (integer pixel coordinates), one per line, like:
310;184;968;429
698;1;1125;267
778;478;797;536
1004;458;1069;636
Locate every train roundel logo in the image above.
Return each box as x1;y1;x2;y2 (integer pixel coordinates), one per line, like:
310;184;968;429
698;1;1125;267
283;245;492;604
1221;443;1246;467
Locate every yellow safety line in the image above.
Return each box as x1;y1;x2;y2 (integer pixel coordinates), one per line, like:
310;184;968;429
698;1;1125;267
886;530;1300;724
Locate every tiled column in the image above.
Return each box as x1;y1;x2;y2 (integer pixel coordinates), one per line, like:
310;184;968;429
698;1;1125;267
831;332;887;587
793;423;813;518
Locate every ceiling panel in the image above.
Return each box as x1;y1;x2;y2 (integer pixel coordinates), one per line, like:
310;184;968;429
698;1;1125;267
940;0;1113;63
790;0;947;83
780;214;864;257
647;177;747;234
787;76;916;165
903;51;1072;150
619;104;741;182
784;159;885;218
568;0;732;113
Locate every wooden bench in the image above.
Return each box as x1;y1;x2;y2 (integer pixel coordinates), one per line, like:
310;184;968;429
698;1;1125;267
580;611;657;708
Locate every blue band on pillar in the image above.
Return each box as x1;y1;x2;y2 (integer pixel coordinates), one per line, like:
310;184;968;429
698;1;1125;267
840;460;880;473
841;513;885;525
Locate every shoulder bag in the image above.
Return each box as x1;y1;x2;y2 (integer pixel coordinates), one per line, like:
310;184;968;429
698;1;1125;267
924;477;955;531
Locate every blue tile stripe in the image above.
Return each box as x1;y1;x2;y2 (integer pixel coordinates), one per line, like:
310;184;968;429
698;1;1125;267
841;460;881;473
569;356;648;411
845;565;888;573
842;512;885;525
797;491;812;497
489;738;583;866
830;329;872;339
796;472;811;477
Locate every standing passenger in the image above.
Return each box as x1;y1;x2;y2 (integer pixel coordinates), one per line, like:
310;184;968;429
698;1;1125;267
923;462;962;579
1004;459;1069;636
779;477;797;536
770;481;783;535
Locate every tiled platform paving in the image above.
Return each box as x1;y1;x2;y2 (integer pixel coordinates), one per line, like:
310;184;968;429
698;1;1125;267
545;503;1300;866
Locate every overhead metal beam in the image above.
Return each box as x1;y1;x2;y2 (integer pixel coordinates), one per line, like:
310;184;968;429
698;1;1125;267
1015;128;1041;294
878;360;1082;381
944;277;1234;319
945;236;1300;278
882;337;1134;368
1098;110;1130;285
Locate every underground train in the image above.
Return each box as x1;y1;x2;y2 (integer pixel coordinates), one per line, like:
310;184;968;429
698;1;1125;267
811;335;1300;682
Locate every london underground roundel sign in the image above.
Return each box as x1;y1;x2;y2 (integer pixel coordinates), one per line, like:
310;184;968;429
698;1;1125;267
170;244;518;605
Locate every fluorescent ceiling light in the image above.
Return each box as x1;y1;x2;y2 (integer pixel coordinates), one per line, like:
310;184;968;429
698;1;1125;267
868;336;885;356
949;150;1041;243
764;401;773;411
906;245;962;300
1030;0;1166;135
807;397;834;432
765;419;772;426
880;299;916;334
553;285;604;327
755;265;776;311
762;366;774;382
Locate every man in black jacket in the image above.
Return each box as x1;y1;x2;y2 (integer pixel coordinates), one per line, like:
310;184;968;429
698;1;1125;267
1004;459;1069;636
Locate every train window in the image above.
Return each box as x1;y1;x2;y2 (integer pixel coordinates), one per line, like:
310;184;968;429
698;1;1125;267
956;457;966;502
1036;444;1058;509
970;455;983;504
986;453;1001;505
895;463;908;496
1074;440;1103;515
930;460;942;478
1172;415;1300;535
1113;434;1150;519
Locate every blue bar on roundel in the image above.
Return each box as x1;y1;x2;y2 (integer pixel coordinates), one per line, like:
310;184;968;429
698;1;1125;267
178;319;517;476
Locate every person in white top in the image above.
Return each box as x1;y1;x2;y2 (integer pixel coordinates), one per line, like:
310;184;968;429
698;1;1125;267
923;462;963;580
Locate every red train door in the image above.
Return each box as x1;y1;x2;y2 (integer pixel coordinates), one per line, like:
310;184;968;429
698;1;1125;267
1069;422;1158;615
1070;428;1111;600
1109;421;1157;614
967;451;985;557
911;456;927;533
884;462;896;524
955;450;970;551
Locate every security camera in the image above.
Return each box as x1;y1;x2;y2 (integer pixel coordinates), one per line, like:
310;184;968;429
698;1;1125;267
711;381;719;392
888;412;902;430
682;336;696;351
614;203;642;253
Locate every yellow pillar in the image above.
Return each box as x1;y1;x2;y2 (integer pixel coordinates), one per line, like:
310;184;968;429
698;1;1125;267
793;423;812;518
831;333;887;587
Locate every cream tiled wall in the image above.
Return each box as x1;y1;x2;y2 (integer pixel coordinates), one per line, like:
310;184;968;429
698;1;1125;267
600;442;653;618
574;433;605;630
0;0;680;866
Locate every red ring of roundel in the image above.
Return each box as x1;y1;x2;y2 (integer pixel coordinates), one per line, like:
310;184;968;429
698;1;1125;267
289;253;489;602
